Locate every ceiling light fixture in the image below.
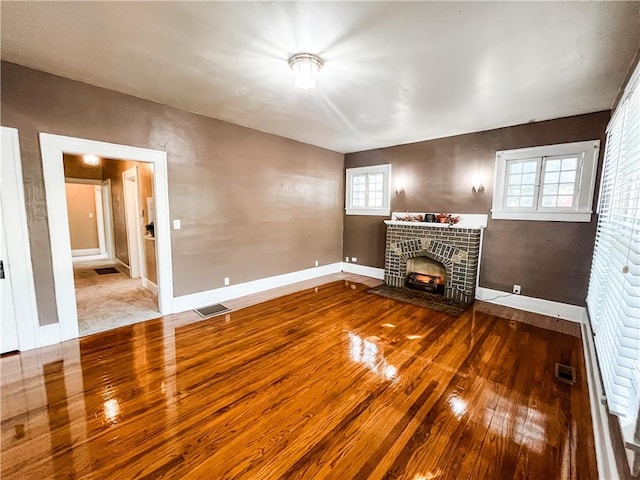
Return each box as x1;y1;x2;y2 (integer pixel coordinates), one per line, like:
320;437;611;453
288;53;323;89
83;154;100;166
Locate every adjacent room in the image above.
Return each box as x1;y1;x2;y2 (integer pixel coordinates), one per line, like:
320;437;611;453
0;2;638;479
63;153;160;336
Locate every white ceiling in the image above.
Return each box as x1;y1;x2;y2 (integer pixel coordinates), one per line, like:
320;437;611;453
2;2;639;153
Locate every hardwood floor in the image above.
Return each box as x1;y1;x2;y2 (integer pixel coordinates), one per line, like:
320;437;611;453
1;279;597;479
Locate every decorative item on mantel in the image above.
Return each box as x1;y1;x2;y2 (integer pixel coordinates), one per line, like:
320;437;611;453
394;213;424;222
435;213;461;225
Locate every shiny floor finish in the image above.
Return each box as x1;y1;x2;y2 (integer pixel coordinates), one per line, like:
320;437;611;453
1;280;597;479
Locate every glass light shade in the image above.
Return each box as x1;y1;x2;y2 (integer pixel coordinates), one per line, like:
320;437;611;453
83;154;100;166
288;53;323;89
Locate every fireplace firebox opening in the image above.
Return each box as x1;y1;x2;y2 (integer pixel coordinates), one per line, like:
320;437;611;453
405;257;446;295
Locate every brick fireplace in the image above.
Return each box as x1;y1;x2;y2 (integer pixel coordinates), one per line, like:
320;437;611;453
384;214;485;304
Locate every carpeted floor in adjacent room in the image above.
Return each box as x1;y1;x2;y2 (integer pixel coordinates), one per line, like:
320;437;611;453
74;260;160;337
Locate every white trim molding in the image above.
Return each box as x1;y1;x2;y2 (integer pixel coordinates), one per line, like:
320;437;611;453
1;127;40;351
38;323;62;347
39;133;173;345
491;210;593;222
64;177;101;185
72;254;108;263
93;185;107;256
475;287;586;323
71;248;101;257
341;262;385;279
581;316;618;480
114;258;130;276
142;278;158;296
172;263;342;314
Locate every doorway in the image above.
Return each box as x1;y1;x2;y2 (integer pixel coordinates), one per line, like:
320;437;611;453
40;133;173;344
65;179;107;260
62;154;161;336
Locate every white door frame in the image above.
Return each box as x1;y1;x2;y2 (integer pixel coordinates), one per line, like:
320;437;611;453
122;166;144;279
1;127;39;351
101;179;115;260
39;133;173;344
1;198;19;353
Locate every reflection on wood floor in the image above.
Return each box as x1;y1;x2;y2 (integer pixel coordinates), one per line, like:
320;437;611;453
1;279;596;479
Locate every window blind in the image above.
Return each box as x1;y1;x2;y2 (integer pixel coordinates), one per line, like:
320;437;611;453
587;63;640;430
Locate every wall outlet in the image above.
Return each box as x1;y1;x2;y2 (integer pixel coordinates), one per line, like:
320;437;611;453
513;284;521;295
345;256;349;262
315;260;319;267
351;257;357;263
224;277;230;286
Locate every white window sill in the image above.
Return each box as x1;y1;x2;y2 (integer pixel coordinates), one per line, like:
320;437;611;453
346;208;391;216
491;210;592;222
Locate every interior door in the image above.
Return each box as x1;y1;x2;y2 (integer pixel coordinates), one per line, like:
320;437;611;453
0;166;20;353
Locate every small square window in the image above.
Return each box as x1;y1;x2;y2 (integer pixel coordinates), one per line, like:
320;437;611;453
345;164;391;216
492;141;600;222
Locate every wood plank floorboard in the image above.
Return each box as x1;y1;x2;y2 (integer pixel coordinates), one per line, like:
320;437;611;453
1;279;597;479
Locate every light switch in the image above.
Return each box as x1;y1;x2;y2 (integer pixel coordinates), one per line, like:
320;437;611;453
173;219;181;230
89;213;94;218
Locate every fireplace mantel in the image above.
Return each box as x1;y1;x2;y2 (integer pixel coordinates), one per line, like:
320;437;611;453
384;212;488;229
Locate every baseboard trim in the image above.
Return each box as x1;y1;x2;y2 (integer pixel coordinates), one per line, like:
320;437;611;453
71;248;101;257
114;258;130;276
581;318;618;479
172;262;343;314
475;287;586;323
72;253;108;262
142;278;158;296
341;263;385;279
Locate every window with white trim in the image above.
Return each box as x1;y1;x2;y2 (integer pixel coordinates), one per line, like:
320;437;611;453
492;140;600;222
587;59;639;451
345;164;391;216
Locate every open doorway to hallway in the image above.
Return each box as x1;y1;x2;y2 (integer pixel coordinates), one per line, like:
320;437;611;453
63;153;160;336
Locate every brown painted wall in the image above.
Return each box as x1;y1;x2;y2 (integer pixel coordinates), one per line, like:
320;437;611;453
344;111;610;306
1;62;344;325
65;183;99;251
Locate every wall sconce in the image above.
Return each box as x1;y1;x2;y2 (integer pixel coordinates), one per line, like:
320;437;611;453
394;175;406;194
471;176;484;193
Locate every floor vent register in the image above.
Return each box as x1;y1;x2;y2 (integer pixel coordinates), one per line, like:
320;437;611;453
194;303;230;318
554;363;577;385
